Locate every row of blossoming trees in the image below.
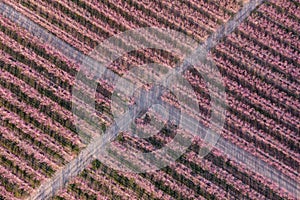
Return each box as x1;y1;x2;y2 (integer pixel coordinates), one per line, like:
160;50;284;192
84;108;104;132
0;0;298;199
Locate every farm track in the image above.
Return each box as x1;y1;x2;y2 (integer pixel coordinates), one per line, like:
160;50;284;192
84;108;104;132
0;0;298;199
